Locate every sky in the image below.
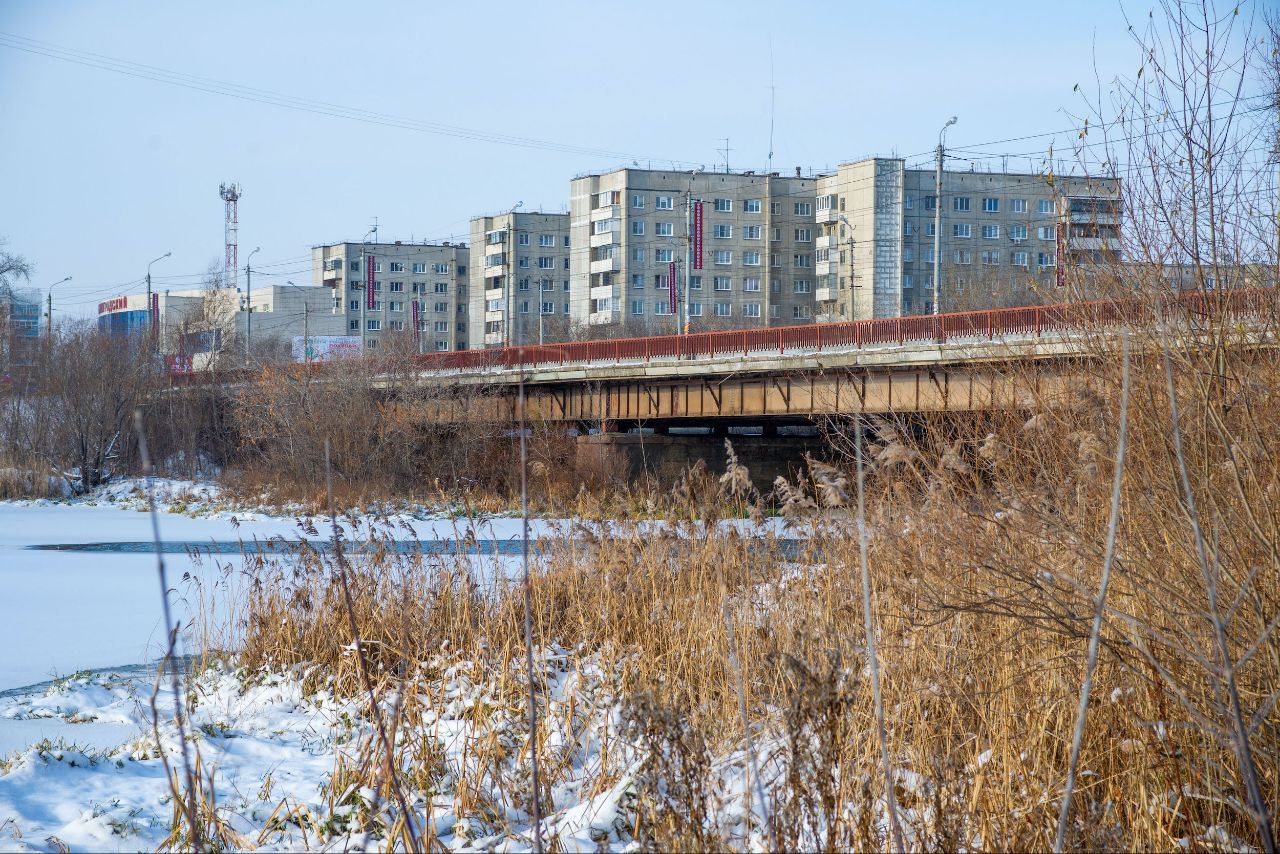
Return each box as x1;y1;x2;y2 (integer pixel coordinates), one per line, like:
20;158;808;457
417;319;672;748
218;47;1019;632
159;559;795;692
1;0;1150;319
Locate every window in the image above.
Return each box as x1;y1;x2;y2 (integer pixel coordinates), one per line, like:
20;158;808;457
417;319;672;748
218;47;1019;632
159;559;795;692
656;222;673;236
743;303;761;318
411;262;426;273
713;276;731;291
389;281;404;292
631;274;645;289
654;274;670;289
592;219;616;235
794;228;813;242
1012;198;1028;213
435;301;448;313
904;196;914;210
770;252;781;267
981;224;1000;239
542;301;554;314
518;278;531;291
631;248;645;262
486;298;502;311
1037;252;1055;268
743;250;761;266
981;250;1000;266
983;198;999;213
793;305;811;320
793;253;811;268
654;301;672;315
742;225;761;240
520;300;530;314
537;257;554;269
350;281;362;291
923;195;937;211
434;282;448;293
714;250;732;265
656;248;674;263
388;319;404;331
953;197;971;212
517;233;530;246
656;195;674;210
563;235;570;247
630;299;645;315
538;234;554;247
367;319;381;331
922;248;935;264
743;277;761;291
689;275;702;290
794;202;813;216
388;261;403;273
1038;226;1056;240
902;247;914;262
631;193;645;209
954;249;972;265
563;258;570;270
713;302;732;316
487;230;505;246
433;263;450;274
953;223;971;238
688;302;703;317
744;198;761;213
389;301;404;312
904;221;915;236
770;202;781;215
350;260;360;271
771;227;781;242
632;220;645;236
562;280;570;291
793;279;811;294
816;248;830;263
434;320;449;333
1010;224;1028;242
817;194;836;211
349;319;358;331
925;222;936;237
714;198;732;212
435;340;448;351
349;299;359;311
903;273;913;288
713;223;733;239
1038;199;1055;214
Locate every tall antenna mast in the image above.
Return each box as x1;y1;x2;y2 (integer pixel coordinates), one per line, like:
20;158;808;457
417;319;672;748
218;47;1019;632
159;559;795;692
767;39;775;174
219;182;242;289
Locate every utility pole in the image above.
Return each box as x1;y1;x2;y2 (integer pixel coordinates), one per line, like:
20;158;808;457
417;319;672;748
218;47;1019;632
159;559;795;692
933;116;958;317
146;252;171;355
243;246;260;366
506;201;523;348
360;223;377;352
45;276;71;338
684;168;703;337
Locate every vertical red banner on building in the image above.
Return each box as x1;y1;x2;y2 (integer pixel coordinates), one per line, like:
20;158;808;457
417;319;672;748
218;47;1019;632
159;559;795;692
669;261;677;314
412;299;421;344
1055;221;1066;287
692;201;704;270
365;255;377;309
149;293;159;332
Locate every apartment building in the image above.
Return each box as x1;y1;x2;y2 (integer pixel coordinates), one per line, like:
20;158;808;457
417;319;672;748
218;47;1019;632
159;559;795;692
814;158;1122;320
569;168;819;334
467;212;571;348
311;240;470;351
1;285;40;374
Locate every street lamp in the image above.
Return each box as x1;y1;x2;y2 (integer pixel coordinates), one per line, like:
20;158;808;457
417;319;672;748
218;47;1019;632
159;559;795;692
244;246;260;365
933;116;958;317
285;280;312;364
146;252;171;351
44;276;71;338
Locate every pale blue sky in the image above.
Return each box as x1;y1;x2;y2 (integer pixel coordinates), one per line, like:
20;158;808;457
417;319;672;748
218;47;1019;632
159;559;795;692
2;0;1144;318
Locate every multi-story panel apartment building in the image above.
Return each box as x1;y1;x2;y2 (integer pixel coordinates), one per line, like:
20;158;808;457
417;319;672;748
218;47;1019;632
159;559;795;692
311;240;470;352
467;212;571;348
814;158;1122;321
569;168;819;334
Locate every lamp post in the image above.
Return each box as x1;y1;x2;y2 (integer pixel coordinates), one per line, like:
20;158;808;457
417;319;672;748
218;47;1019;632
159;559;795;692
244;246;260;365
286;280;309;364
146;252;171;353
44;276;71;339
506;201;523;348
933;116;958;317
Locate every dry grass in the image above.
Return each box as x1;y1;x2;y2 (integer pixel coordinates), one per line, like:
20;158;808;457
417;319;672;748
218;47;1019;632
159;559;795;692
195;301;1279;850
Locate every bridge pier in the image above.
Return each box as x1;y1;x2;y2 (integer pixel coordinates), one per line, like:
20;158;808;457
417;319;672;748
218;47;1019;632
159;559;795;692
575;429;822;491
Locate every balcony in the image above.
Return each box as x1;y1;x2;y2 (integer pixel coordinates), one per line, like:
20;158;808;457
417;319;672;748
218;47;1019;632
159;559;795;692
484;332;504;346
815;235;838;249
321;266;342;282
816;208;838;224
590;204;619;222
589;229;618;248
588;310;616;325
815;260;836;276
485;309;504;322
815;287;836;303
590;256;620;274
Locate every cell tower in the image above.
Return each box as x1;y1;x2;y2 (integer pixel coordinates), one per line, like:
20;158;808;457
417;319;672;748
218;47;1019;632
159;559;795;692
219;182;242;289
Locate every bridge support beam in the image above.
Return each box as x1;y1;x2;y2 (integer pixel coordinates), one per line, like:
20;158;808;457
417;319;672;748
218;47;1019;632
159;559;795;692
575;430;822;491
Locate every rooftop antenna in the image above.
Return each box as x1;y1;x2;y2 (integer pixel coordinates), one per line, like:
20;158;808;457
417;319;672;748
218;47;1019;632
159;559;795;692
767;39;775;174
219;182;241;289
718;137;732;172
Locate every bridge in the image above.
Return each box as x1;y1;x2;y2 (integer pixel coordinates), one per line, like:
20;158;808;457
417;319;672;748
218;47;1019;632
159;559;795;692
404;289;1275;427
